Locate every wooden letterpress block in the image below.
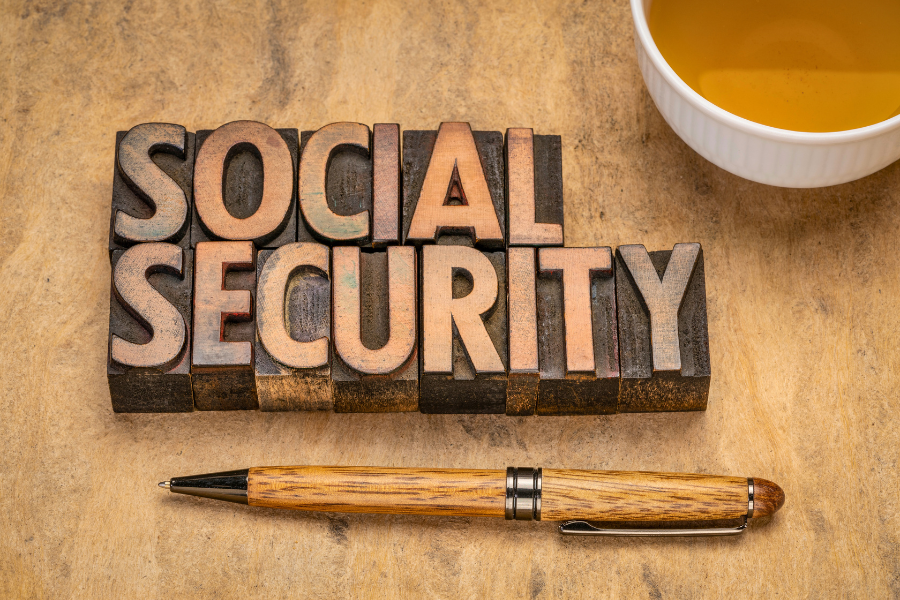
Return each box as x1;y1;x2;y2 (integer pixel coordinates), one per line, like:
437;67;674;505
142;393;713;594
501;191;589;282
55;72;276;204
402;123;505;248
192;121;299;248
255;243;332;411
506;247;539;416
505;129;564;247
109;123;194;255
298;123;372;245
419;245;508;413
536;247;619;415
616;243;710;412
332;246;417;412
108;243;193;412
192;241;258;410
372;123;401;247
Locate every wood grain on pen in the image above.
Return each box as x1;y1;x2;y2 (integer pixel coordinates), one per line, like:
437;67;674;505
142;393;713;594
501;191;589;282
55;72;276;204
248;466;506;517
752;478;785;518
541;470;750;521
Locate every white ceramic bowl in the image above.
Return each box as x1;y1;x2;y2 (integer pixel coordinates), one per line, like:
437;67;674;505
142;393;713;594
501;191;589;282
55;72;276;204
631;0;900;188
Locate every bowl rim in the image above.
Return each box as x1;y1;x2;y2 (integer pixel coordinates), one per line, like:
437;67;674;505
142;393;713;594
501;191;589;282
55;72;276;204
631;0;900;145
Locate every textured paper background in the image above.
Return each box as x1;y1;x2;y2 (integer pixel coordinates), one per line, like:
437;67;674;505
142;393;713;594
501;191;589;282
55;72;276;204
2;0;899;597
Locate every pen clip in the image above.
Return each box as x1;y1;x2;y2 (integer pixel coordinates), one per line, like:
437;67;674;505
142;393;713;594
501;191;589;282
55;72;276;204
558;516;748;537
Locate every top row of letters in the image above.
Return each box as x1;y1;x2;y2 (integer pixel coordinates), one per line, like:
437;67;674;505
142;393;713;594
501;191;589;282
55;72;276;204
109;121;564;253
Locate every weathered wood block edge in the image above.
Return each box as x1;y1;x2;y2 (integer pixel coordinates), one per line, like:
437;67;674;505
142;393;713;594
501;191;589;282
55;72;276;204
106;120;711;415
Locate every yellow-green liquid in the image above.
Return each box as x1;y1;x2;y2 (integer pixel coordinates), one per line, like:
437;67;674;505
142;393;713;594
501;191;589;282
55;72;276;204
648;0;900;132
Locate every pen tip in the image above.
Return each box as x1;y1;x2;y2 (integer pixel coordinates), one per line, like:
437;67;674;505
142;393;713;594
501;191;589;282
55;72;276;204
158;481;170;489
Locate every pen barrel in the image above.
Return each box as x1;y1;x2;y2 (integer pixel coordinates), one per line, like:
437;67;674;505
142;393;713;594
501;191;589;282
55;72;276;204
248;466;507;517
541;469;749;521
245;467;752;521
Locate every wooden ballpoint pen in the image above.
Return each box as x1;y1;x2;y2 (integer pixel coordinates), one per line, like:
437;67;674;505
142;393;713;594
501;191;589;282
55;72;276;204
159;466;785;536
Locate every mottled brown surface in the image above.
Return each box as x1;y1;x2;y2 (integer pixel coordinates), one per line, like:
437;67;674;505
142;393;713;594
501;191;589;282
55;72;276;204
1;0;898;597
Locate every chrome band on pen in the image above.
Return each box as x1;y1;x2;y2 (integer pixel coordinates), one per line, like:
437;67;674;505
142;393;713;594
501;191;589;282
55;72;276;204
747;478;755;518
505;467;542;521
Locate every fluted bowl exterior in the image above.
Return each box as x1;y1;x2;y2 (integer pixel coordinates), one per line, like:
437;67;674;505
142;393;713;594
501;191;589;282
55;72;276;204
631;0;900;188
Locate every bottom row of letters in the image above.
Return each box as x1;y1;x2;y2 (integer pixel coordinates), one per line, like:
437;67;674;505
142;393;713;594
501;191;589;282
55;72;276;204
108;241;710;414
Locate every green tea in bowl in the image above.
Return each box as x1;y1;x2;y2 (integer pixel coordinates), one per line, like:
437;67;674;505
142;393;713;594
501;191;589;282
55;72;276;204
648;0;900;132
